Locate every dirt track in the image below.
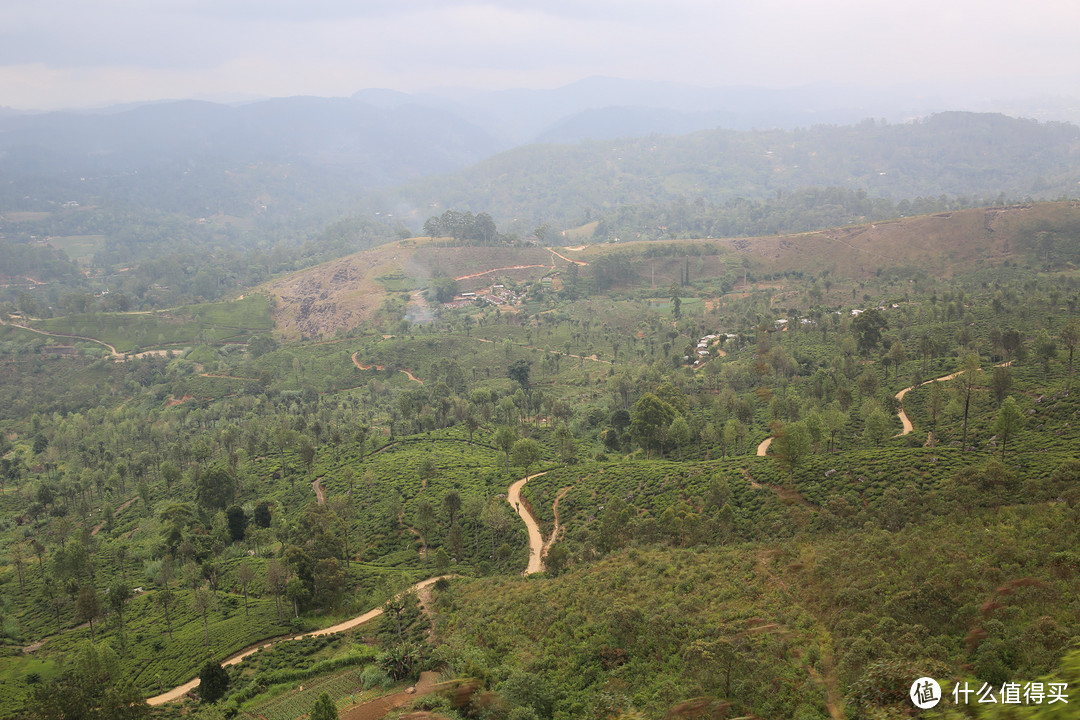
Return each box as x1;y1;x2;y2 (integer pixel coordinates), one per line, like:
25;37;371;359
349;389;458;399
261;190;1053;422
546;247;588;266
1;317;123;357
148;465;563;706
545;487;571;556
339;671;440;720
146;576;455;705
351;352;423;384
893;363;1007;437
0;316;173;360
91;497;136;536
507;472;549;575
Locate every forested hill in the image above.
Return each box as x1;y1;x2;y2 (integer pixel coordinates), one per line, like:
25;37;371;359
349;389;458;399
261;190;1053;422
0;97;497;215
387;112;1080;230
4;106;1077;230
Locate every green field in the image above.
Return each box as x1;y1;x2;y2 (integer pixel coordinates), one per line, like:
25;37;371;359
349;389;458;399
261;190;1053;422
31;293;274;353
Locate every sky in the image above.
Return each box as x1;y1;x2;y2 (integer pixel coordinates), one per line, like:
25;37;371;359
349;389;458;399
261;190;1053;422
2;0;1079;111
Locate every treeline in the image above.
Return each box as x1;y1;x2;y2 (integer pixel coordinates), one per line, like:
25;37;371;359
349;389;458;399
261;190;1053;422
594;186;1001;242
397;111;1080;230
0;206;402;312
0;240;83;285
422;209;503;245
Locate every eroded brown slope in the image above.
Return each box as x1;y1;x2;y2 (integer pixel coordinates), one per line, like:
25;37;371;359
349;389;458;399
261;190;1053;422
267;242;411;340
726;202;1079;278
266;239;556;339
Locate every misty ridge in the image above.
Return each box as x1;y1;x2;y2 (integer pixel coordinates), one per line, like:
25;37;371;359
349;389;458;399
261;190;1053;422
2;76;1080;313
1;77;1079;222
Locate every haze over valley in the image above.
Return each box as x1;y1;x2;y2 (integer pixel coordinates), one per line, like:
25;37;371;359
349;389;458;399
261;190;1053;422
2;3;1080;720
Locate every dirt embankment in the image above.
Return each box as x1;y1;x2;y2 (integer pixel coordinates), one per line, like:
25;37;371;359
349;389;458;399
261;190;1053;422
340;671;441;720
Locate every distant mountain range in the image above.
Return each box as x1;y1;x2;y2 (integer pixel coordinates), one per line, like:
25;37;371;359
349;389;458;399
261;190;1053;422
1;77;1078;223
382;111;1080;231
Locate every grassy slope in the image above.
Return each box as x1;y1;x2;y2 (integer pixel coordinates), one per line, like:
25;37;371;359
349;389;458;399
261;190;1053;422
30;294;273;354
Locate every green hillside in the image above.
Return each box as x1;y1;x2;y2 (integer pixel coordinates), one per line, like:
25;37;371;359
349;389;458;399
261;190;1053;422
1;203;1080;719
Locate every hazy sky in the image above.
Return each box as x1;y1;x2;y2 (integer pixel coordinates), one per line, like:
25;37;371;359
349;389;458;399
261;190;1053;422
2;0;1079;110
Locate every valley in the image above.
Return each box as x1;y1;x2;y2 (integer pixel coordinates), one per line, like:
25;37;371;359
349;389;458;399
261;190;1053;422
2;114;1080;720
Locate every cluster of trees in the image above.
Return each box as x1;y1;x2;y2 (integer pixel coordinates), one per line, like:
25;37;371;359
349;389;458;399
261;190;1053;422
422;209;501;245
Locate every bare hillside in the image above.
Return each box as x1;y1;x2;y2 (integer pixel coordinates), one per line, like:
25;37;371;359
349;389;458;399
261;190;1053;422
267;241;416;340
266;240;560;339
582;202;1080;280
269;202;1080;338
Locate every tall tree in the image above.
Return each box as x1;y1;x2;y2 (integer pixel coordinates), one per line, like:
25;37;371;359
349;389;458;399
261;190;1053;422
511;438;543;477
266;560;287;622
773;421;812;476
507;359;532;391
237;562;255;617
23;641;148;720
156;586;175;639
1034;330;1057;378
192;586;214;647
1061;319;1080;393
495;426;518;471
991;365;1013;406
198;661;229;704
108;581;132;652
851;309;888;358
630;393;675;459
442;489;462;526
992;396;1023;459
955;354;982;452
75;585;100;642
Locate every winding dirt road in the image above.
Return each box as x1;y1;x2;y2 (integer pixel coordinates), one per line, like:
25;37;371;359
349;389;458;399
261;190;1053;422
340;671;440;720
146;575;455;705
351;352;423;384
149;465;562;705
0;316;172;360
756;437;773;456
894;370;966;437
546;247;587;266
1;317;123;357
455;265;549;281
545;487;571;556
507;472;549;575
893;363;1007;437
453;248;586;284
90;497;136;536
472;336;611;365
